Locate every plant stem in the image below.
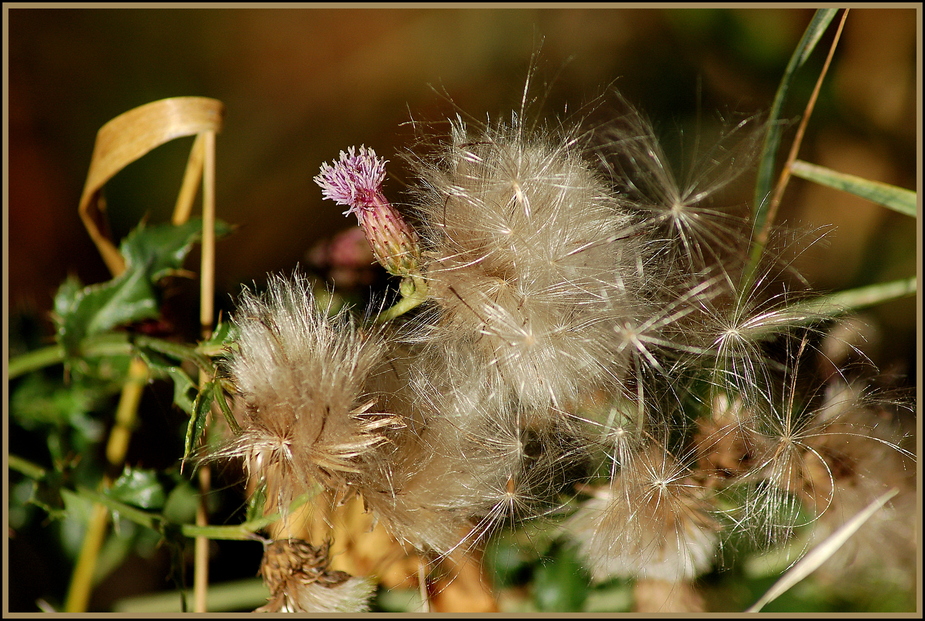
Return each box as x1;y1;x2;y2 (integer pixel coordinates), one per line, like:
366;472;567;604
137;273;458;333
64;356;148;612
75;486;311;540
194;129;217;613
64;502;111;612
7;344;65;379
7;331;214;381
376;275;429;323
7;455;48;480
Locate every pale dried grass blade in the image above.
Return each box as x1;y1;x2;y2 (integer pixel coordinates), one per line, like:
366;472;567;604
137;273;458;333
746;488;899;612
173;132;207;226
199;130;217;332
78;96;224;275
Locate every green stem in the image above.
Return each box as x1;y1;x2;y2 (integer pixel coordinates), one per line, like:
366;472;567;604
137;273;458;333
8;454;48;480
8;331;134;380
112;578;270;613
8;332;215;381
376;274;429;323
75;487;313;541
788;276;917;317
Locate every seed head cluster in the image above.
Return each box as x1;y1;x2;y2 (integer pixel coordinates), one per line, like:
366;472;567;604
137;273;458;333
215;93;914;612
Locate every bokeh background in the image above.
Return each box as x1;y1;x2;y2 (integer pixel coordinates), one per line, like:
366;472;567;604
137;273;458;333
6;6;919;612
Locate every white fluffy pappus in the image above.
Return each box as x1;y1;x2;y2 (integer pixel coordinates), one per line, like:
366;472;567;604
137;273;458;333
216;273;402;513
563;445;720;584
800;384;916;597
590;93;767;273
354;343;526;556
739;369;914;550
406;115;653;411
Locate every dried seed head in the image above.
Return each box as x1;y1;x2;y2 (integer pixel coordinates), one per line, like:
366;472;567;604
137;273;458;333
564;446;719;584
256;539;374;613
217;273;401;511
592;95;766;272
407;117;650;410
355;345;518;555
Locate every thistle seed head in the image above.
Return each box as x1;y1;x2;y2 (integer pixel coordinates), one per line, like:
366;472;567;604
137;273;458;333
217;273;401;511
256;539;375;613
407;117;651;410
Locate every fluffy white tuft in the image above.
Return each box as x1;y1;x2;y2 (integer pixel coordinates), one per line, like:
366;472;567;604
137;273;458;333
216;273;400;513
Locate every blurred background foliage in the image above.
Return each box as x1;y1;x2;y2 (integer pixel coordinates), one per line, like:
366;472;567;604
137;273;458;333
6;6;918;612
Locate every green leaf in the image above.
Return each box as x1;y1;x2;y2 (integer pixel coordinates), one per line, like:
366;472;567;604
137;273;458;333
53;218;231;361
76;487;159;531
136;335;213;374
789;277;916;316
109;468;167;511
10;372;97;428
167;367;198;415
790;160;917;217
531;543;590;612
751;9;840;259
198;318;237;357
584;580;633;613
183;380;215;467
162;478;199;525
121;218;231;282
24;462;69;519
10;373;108;467
53;274;84;319
55;269;159;359
135;344;199;415
213;380;240;435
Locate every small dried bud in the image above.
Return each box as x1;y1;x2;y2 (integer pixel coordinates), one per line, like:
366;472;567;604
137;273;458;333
315;145;422;277
256;539;374;613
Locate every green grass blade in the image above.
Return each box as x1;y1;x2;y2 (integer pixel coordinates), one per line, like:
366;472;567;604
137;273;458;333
112;578;270;613
751;9;840;255
790;160;918;217
790;277;916;317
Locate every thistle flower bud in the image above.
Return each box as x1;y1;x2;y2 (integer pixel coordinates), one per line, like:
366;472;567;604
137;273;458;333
315;145;422;277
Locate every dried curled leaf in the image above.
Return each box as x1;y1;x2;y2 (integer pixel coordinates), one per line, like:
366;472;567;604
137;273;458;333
78;96;224;276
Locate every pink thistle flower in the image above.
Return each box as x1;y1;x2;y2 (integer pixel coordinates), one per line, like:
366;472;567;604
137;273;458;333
315;145;421;277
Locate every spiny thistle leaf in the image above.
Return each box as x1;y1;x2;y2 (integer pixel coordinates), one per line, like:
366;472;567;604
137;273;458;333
166;366;198;416
109;467;167;511
55;268;159;361
121;218;227;282
53;218;230;363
